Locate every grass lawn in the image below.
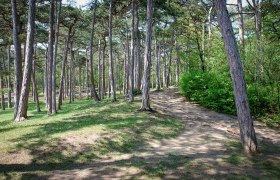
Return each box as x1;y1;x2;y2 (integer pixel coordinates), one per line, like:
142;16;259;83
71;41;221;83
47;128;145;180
0;97;185;179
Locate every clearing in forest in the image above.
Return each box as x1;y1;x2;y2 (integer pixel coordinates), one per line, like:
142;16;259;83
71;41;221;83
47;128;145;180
0;88;280;179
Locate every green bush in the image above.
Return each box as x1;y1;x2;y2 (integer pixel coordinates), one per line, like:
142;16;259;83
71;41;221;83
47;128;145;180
179;71;278;117
179;71;236;114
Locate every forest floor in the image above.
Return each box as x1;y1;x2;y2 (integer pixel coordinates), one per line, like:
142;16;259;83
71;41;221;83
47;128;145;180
0;87;280;179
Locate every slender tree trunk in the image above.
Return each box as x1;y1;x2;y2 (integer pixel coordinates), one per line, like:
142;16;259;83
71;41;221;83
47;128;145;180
155;33;160;91
89;0;100;101
135;5;142;91
214;0;257;153
47;0;55;114
15;0;36;121
162;47;167;88
44;48;48;104
86;48;89;99
51;0;62;114
175;39;180;86
166;46;172;88
69;42;75;103
123;43;127;94
0;62;5;110
11;0;23;118
141;0;153;111
129;0;136;102
102;39;106;99
32;61;41;112
58;28;71;109
98;39;102;98
237;0;245;49
78;57;82;98
108;0;116;101
7;45;12;108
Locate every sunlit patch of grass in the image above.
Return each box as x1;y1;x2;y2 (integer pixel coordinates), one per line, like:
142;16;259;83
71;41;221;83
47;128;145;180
226;152;251;166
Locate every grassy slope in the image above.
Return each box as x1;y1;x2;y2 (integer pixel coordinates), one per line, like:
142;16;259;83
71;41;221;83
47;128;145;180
0;98;185;178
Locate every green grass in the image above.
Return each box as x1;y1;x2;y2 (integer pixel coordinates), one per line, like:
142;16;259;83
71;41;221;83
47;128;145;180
0;97;185;178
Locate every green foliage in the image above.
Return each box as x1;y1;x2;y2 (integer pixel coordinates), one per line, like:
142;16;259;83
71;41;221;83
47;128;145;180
179;71;280;126
179;71;236;114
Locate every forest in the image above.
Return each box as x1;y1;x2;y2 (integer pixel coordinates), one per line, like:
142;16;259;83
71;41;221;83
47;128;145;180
0;0;280;179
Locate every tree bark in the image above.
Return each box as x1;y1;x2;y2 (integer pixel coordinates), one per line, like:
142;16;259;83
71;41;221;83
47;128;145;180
166;46;172;88
135;5;142;91
89;0;100;101
237;0;245;48
51;0;62;114
214;0;257;153
32;59;41;112
98;39;102;98
108;0;116;101
47;0;55;114
0;62;5;110
129;0;136;102
86;48;89;99
175;39;180;86
69;42;75;103
15;0;36;121
58;28;71;109
102;38;106;99
155;33;160;91
11;0;23;118
7;45;12;108
141;0;153;111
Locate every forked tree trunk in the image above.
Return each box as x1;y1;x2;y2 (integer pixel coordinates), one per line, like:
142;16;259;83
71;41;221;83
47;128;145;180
214;0;257;153
89;0;100;101
129;0;136;102
11;0;23;118
108;0;116;101
141;0;153;111
7;45;12;108
15;0;36;121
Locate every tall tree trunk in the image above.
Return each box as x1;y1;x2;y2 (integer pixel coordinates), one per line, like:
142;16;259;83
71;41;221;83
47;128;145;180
108;0;116;101
141;0;153;111
11;0;23;118
44;48;48;104
0;62;5;110
125;22;130;95
32;58;41;112
102;38;106;99
78;56;82;98
166;46;172;88
123;43;127;94
47;0;55;114
7;45;12;108
69;42;75;103
15;0;36;121
129;0;136;102
89;0;100;101
58;28;71;109
51;0;62;114
98;39;102;98
155;33;160;91
214;0;257;153
237;0;245;49
175;39;180;86
86;48;89;99
135;5;142;91
162;47;167;88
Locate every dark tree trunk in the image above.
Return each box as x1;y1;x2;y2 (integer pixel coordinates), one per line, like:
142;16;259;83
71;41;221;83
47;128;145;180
32;61;41;112
47;0;55;114
11;0;23;118
98;39;102;98
69;42;75;103
89;0;100;101
44;48;48;104
15;0;36;121
86;48;89;99
162;47;167;88
0;62;5;110
78;56;82;98
155;33;160;91
135;5;142;91
51;0;62;114
129;0;136;102
102;38;106;99
108;0;116;101
175;39;180;86
7;45;12;108
214;0;257;153
141;0;153;111
166;46;172;88
58;28;71;110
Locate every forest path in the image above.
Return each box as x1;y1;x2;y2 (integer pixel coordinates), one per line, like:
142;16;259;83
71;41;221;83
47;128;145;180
36;87;280;179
